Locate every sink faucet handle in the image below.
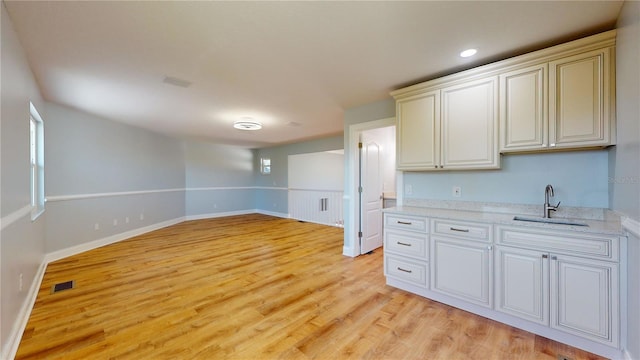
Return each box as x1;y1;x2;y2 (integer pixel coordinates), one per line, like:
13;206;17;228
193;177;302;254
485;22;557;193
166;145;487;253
550;201;561;212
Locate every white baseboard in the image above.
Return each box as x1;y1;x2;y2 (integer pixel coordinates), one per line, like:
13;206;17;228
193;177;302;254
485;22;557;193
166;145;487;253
254;209;290;218
44;216;185;263
184;210;255;221
2;261;48;360
343;246;357;257
623;349;633;360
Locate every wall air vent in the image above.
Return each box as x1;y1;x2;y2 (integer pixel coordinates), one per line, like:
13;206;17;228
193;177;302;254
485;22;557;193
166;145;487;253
162;76;192;88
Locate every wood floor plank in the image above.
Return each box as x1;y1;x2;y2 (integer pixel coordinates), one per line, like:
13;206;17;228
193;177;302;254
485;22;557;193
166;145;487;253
16;214;608;359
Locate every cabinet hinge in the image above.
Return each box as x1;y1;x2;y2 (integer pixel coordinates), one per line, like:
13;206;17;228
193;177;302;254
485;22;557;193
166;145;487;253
358;186;363;193
358;142;363;149
358;231;363;238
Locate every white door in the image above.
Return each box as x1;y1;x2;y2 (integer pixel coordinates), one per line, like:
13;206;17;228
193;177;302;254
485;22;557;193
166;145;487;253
360;138;383;254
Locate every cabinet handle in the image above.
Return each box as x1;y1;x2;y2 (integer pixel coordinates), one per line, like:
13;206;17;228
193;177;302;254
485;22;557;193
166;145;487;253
449;227;469;232
397;267;412;273
551;256;558;260
542;254;548;259
397;242;412;247
439;165;444;168
434;165;438;169
397;221;412;225
486;245;492;251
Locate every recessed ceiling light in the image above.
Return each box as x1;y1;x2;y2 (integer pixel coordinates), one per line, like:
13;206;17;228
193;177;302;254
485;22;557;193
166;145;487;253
459;48;477;58
233;118;262;131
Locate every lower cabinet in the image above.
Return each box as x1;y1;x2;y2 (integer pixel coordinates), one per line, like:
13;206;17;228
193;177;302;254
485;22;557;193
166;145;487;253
384;254;429;288
551;254;618;345
496;245;619;346
383;213;624;357
431;236;493;308
495;246;549;325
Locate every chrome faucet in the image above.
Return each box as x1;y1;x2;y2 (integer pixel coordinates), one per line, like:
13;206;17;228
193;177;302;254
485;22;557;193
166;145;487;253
543;184;561;218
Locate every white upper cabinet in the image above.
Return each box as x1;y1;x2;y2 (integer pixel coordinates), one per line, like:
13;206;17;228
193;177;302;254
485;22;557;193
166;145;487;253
396;90;440;170
549;48;613;148
395;77;499;171
441;77;499;169
395;30;616;162
499;39;614;152
500;64;548;152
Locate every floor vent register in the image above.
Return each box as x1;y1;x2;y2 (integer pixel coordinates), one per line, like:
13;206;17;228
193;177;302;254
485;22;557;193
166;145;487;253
51;280;75;294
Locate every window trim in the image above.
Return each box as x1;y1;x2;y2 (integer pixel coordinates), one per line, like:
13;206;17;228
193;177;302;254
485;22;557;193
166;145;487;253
30;102;45;220
260;157;271;175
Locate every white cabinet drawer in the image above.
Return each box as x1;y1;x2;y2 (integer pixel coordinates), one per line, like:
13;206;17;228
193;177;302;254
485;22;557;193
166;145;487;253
384;230;428;260
496;226;619;261
431;219;492;242
384;255;428;288
385;214;428;233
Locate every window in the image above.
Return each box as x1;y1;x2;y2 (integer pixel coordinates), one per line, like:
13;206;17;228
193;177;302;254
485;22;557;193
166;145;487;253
260;157;271;175
30;102;44;219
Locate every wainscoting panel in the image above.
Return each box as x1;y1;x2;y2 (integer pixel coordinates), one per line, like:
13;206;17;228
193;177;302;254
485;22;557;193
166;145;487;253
288;189;343;227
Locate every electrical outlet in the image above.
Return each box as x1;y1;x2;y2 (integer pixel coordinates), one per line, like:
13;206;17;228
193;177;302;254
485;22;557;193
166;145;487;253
140;213;144;220
94;223;100;231
453;186;462;197
113;219;118;226
125;217;130;224
19;273;23;292
405;184;413;195
213;204;217;209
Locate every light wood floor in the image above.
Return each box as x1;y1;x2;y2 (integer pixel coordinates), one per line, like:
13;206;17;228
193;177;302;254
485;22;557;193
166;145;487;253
17;214;606;360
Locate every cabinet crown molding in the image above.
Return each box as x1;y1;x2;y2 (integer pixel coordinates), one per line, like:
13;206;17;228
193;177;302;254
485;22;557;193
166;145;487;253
391;30;616;99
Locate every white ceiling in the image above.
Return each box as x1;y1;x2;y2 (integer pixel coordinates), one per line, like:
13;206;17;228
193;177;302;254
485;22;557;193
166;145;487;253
5;1;623;148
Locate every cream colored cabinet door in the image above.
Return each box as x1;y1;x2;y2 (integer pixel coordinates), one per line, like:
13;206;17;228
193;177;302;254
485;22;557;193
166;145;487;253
396;90;440;170
495;246;549;325
550;254;619;346
441;77;499;169
499;64;548;152
431;236;493;308
549;48;613;148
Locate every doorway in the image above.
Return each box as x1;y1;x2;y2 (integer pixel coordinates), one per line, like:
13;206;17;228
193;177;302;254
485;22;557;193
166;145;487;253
359;126;395;254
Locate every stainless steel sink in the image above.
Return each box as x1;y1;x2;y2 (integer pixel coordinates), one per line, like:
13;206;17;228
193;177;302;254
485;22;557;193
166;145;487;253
513;216;589;227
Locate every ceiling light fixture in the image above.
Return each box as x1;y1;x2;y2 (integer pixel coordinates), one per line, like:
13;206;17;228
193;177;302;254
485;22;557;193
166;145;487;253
233;118;262;131
459;48;478;58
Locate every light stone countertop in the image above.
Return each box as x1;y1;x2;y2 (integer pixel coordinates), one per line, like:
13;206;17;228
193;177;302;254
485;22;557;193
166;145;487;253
383;201;625;236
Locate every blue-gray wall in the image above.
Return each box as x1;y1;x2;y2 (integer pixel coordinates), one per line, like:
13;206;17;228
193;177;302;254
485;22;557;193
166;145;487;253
44;103;186;252
405;151;609;207
609;0;640;222
610;2;640;360
184;141;254;217
0;3;47;355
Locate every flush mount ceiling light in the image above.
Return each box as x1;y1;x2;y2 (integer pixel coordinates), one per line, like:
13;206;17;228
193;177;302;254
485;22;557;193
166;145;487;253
459;48;478;58
233;118;262;131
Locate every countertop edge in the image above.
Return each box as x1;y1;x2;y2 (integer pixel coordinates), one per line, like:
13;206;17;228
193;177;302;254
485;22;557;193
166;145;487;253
383;206;625;236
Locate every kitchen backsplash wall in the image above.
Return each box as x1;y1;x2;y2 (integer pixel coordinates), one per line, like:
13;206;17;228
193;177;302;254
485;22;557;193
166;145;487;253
404;150;609;208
